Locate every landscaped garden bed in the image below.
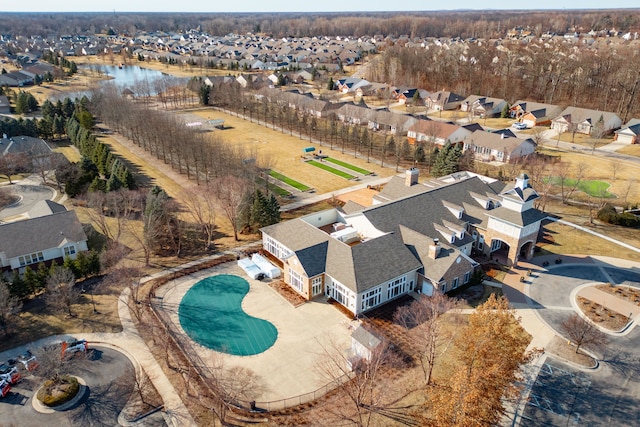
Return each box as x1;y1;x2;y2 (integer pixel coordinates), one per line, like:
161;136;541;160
577;296;629;331
596;283;640;306
36;375;80;407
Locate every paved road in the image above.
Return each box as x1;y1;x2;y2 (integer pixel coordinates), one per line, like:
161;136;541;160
0;176;55;220
521;261;640;426
0;346;163;427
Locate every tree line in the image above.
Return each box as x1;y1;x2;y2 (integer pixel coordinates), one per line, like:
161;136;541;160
0;10;636;39
368;40;640;122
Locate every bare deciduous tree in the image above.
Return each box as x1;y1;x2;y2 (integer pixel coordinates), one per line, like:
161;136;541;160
46;266;80;318
394;291;460;385
610;160;625;181
316;335;405;427
212;175;252;241
182;186;217;250
0;281;22;337
560;313;608;354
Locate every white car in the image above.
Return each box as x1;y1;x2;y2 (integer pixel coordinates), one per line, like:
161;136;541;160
17;350;39;371
512;122;527;130
0;363;21;385
62;339;88;357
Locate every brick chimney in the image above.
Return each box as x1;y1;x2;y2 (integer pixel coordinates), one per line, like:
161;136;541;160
428;238;441;259
405;168;419;187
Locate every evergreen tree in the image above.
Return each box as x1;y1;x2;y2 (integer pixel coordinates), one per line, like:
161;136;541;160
327;77;335;90
500;103;510;118
9;270;29;299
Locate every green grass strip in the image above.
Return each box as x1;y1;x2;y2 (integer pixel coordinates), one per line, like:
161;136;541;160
269;170;311;191
546;177;615;198
307;160;356;180
324;157;371;175
256;178;291;197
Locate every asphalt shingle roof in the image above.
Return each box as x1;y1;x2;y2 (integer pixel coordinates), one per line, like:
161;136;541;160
0;210;87;258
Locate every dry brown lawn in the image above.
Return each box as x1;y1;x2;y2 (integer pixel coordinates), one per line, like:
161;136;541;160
187;109;396;194
554;131;613;148
48;140;82;163
537;147;640;204
536;215;640;263
617;144;640;158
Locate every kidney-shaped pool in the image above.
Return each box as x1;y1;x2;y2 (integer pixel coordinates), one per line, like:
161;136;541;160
178;274;278;356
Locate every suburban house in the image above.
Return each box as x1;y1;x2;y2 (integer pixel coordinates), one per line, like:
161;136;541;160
460;95;507;118
614;119;640;144
0;201;88;272
462;130;536;163
425;91;465;111
551;107;622;135
260;170;544;316
0;70;33;87
407;120;471;145
336;77;370;94
0;95;9;115
509;100;563;127
1;135;52;157
367;110;418;135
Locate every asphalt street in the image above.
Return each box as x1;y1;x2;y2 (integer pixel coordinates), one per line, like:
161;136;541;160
523;263;640;426
0;346;152;427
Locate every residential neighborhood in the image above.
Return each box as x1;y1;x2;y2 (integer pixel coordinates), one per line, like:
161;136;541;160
1;7;640;427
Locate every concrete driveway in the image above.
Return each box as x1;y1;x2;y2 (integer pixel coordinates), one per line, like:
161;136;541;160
0;175;56;220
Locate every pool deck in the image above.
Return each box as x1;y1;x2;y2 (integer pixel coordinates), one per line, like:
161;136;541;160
155;262;358;404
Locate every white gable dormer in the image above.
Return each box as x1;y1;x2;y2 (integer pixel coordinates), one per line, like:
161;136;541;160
434;223;456;243
442;200;464;219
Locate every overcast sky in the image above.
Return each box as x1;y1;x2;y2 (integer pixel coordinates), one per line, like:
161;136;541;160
1;1;635;13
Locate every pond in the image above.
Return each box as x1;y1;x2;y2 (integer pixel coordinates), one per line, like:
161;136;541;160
56;64;185;100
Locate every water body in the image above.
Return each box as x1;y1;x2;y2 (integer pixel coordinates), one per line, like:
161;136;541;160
56;64;185;100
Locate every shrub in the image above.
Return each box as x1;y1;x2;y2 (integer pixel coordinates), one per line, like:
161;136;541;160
597;203;640;227
36;375;80;407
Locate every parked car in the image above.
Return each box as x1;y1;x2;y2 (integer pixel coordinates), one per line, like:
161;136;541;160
512;122;527;130
0;379;10;398
62;339;88;357
17;350;39;371
0;363;21;385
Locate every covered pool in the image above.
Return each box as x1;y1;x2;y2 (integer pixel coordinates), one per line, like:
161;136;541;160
178;274;278;356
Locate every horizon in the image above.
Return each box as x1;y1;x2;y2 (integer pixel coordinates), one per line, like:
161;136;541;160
1;2;638;13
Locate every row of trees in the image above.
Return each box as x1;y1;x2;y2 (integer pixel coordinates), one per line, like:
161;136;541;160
368;40;640;121
204;82;471;175
66;116;135;192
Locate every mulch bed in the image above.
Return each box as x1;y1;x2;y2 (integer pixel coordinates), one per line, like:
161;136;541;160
545;335;597;368
577;296;629;332
596;283;640;306
267;280;307;307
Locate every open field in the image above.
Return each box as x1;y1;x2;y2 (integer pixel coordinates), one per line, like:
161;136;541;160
538;147;640;204
187;109;396;193
49;140;82;163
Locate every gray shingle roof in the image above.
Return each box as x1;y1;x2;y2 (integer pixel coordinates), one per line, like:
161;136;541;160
332;233;422;293
486;206;547;227
261;219;329;252
295;242;328;277
364;176;499;249
27;200;67;218
0;210;87;258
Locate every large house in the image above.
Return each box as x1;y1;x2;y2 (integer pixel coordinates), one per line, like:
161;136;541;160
407;120;471;146
509;100;563;128
0;201;88;272
462;130;536;163
551;107;622;135
460;95;507;118
260;171;544;316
